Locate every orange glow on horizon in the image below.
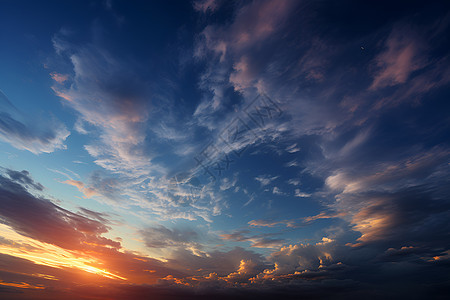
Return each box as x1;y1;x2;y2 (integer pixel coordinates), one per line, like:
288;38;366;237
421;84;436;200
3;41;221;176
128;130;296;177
0;280;44;289
0;224;127;281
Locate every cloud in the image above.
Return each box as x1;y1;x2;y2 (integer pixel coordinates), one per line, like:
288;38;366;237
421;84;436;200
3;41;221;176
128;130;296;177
366;17;450;108
272;186;285;195
250;238;284;249
347;185;450;248
166;246;266;277
3;169;43;191
155;238;358;297
0;90;69;154
294;189;311;198
1;159;448;299
193;0;297;127
261;238;338;276
0;168;184;285
49;31;230;222
220;230;250;242
51;34;151;177
62;171;123;203
326;148;450;194
284;159;299;167
254;175;279;186
192;0;450;152
49;72;68;83
0;170;119;251
303;211;346;223
249;211;347;229
1;2;449;299
63;179;98;198
287;178;300;186
220;230;285;249
320;145;450;250
193;0;220;13
248;219;296;228
77;207;112;224
219;175;238;191
285;143;300;153
218;0;295;52
140;225;198;248
370;25;427;90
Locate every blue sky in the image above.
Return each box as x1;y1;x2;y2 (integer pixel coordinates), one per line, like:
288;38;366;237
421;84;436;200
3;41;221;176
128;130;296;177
0;0;450;299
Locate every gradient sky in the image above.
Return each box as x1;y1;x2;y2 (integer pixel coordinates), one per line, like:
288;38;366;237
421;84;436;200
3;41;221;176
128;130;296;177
1;1;450;299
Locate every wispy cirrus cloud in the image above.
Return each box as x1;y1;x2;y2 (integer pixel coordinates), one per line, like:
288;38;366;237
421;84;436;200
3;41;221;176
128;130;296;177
254;175;279;186
193;0;220;13
140;225;199;248
370;25;427;90
51;35;151;177
220;230;285;249
193;0;297;128
249;219;297;228
248;211;343;229
49;30;227;221
0;90;69;154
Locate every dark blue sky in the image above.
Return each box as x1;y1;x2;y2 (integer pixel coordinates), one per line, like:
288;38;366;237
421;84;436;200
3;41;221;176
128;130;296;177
0;0;450;299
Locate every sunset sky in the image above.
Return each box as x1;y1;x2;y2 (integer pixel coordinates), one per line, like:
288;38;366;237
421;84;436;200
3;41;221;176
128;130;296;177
1;0;450;299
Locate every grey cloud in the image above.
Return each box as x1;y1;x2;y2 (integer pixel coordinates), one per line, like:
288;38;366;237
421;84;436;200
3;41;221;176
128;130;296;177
221;229;285;248
141;225;199;248
4;169;43;191
167;246;267;277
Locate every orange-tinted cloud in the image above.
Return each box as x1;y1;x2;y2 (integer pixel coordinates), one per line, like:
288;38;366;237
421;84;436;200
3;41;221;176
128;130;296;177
63;179;98;198
50;72;69;83
370;25;426;90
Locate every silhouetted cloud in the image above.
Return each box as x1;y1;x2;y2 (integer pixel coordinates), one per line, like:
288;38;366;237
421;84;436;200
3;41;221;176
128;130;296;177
0;170;119;251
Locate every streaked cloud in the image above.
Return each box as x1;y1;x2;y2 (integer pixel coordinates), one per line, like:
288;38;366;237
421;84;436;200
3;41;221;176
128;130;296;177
193;0;220;13
0;90;69;154
370;25;427;90
254;175;279;186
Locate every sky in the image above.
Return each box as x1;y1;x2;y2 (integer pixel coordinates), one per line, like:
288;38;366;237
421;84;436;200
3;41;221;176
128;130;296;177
0;0;449;299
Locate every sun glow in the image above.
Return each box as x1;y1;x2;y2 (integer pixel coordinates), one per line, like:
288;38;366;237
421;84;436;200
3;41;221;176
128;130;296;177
0;280;45;289
0;224;126;281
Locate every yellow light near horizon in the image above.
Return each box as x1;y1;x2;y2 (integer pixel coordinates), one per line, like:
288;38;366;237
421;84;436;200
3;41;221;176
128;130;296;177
0;224;127;281
0;280;45;289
